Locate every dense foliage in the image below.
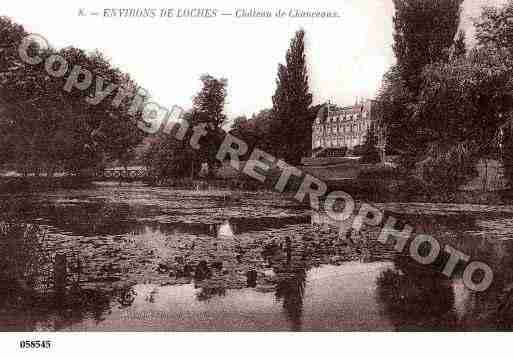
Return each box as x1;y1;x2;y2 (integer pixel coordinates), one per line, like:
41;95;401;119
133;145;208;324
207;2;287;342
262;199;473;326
420;142;478;194
377;0;463;157
377;0;513;191
229;109;274;159
144;75;227;179
358;125;381;164
475;1;513;52
0;17;145;176
268;29;313;164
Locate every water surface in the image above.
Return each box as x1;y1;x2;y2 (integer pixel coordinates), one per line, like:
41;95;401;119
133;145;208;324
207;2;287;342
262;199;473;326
2;182;513;331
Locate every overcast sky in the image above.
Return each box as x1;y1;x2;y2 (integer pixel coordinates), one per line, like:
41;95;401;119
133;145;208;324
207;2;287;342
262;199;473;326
3;0;508;120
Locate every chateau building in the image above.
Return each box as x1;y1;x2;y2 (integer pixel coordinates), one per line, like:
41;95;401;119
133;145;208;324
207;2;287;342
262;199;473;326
312;98;380;152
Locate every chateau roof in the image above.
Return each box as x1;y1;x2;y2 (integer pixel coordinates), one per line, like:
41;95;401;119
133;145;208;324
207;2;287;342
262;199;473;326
317;100;372;121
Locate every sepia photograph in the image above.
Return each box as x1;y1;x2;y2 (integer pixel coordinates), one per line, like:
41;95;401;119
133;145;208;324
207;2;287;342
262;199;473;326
1;0;513;351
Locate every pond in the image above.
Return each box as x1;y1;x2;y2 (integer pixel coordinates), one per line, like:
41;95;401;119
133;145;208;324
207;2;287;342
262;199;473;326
1;182;513;331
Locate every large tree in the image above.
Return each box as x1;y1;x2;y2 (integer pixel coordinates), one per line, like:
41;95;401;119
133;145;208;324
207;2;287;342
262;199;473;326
270;29;313;164
414;46;513;146
230;109;274;158
475;0;513;188
377;0;463;158
193;74;228;129
375;65;415;156
0;17;145;177
392;0;463;94
412;0;513;150
144;75;228;180
144;127;200;180
191;74;228;176
407;5;513;190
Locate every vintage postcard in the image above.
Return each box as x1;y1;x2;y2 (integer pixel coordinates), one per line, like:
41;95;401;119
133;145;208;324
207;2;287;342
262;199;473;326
1;0;513;355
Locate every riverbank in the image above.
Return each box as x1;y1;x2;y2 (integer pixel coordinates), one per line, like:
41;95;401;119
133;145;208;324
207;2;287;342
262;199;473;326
0;176;95;193
150;175;513;205
326;177;513;204
146;176;271;191
2;173;511;205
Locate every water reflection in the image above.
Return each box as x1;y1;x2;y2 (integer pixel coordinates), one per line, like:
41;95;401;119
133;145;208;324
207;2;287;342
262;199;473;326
375;210;513;331
196;286;226;302
261;236;308;330
375;251;513;331
3;184;513;331
0;231;134;331
275;270;306;331
2;191;310;239
217;220;235;238
376;255;458;330
0;281;134;331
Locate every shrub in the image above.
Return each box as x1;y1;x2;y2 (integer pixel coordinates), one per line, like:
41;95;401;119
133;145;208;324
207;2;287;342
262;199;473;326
351;145;366;156
0;223;49;294
420;142;478;194
360;146;381;164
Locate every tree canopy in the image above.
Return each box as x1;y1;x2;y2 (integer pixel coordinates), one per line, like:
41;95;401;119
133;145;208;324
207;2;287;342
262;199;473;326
377;0;464;157
0;16;145;176
269;29;313;164
475;1;513;52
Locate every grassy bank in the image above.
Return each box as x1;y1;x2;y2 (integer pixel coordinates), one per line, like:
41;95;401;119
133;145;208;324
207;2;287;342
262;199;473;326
327;177;513;204
146;177;270;191
0;176;94;193
3;170;509;205
146;161;513;204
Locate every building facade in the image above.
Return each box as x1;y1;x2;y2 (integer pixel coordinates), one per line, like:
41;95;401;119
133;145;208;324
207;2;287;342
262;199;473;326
312;99;380;151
